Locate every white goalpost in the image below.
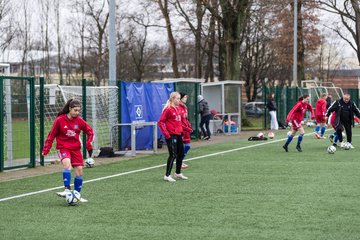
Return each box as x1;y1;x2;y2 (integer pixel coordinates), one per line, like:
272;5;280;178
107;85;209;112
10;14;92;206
35;84;118;162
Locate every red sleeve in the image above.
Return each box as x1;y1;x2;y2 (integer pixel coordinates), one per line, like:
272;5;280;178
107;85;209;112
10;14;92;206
182;119;192;132
286;102;301;122
307;104;315;119
321;101;326;116
80;118;94;150
158;108;171;139
42;118;60;155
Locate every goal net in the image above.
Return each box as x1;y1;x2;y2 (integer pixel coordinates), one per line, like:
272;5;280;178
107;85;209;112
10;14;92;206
35;84;118;162
301;80;343;106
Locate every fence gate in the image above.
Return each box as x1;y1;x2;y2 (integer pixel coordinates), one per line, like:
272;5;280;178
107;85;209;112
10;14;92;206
0;76;36;172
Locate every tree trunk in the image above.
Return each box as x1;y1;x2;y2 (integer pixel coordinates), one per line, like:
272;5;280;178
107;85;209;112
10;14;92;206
205;13;216;82
219;0;250;80
158;0;180;78
297;1;305;85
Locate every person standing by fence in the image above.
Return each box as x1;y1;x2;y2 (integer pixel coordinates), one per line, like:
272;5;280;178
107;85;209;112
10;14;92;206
198;95;211;140
267;93;278;131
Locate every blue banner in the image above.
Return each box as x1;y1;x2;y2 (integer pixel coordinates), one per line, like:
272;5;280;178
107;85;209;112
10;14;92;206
120;81;174;150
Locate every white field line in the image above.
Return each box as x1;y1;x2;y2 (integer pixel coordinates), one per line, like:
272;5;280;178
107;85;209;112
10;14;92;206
0;131;331;203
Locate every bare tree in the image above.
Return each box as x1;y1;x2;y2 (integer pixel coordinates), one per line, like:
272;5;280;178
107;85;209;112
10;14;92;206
54;0;63;84
241;2;274;102
202;0;251;80
68;0;88;82
317;0;360;65
156;0;180;78
0;0;15;51
173;0;206;79
267;0;321;85
85;0;109;86
127;11;163;81
38;0;51;80
310;34;344;81
17;1;31;77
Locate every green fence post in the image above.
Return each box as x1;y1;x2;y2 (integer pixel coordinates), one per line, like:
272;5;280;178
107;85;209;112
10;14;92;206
39;77;45;166
117;80;122;150
195;83;199;139
0;77;3;172
29;77;36;168
263;86;268;130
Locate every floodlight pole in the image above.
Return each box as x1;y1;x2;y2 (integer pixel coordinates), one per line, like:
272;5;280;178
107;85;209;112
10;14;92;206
108;0;117;145
292;0;298;87
109;0;116;86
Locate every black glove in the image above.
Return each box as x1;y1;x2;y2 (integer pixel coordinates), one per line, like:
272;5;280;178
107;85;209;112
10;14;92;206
88;150;93;158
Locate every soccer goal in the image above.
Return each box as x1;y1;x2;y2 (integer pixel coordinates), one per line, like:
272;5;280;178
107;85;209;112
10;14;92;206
301;79;343;106
35;84;118;162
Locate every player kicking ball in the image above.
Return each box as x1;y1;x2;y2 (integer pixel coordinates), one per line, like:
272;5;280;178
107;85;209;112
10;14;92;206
42;98;94;202
283;95;315;152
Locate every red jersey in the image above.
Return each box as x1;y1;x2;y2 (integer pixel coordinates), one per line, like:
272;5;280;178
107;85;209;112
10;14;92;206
42;114;94;155
286;100;315;123
315;98;326;116
158;105;183;139
178;103;192;144
329;112;336;129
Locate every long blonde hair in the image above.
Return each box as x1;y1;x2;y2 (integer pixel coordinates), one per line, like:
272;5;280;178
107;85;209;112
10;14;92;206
162;92;180;112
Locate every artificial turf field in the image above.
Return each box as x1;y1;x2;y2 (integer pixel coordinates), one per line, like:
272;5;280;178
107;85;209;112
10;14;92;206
1;127;360;240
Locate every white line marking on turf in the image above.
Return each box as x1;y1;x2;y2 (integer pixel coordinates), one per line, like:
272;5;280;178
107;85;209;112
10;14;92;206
0;131;327;203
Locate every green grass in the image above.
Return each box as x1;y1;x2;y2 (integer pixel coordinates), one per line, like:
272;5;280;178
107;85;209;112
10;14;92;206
4;120;30;159
242;116;265;130
1;127;360;239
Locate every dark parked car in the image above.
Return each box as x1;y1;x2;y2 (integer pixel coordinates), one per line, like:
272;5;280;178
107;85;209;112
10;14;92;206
244;102;265;117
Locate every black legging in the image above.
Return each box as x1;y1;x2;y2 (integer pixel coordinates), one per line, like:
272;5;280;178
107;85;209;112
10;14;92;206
165;135;184;176
336;121;352;143
200;114;211;138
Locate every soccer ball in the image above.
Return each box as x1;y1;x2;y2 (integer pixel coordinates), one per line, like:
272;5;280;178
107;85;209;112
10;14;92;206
268;132;275;139
257;132;264;139
344;142;351;150
327;145;336;154
85;158;95;168
66;190;81;206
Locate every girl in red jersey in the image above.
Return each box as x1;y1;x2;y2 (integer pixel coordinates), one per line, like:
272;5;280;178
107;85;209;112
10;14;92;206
158;92;187;182
283;95;315;152
314;93;327;139
42;99;94;202
178;92;193;169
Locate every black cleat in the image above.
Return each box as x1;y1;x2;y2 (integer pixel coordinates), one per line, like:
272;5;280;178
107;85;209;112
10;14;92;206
329;134;334;143
333;143;338;147
283;145;288;152
296;145;302;152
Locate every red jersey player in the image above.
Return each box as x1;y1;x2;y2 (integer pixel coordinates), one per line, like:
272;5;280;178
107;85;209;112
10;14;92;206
283;94;315;152
158;92;188;182
178;92;193;169
314;93;327;139
42;98;94;202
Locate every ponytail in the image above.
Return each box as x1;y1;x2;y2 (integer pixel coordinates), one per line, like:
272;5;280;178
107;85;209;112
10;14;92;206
162;92;180;112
